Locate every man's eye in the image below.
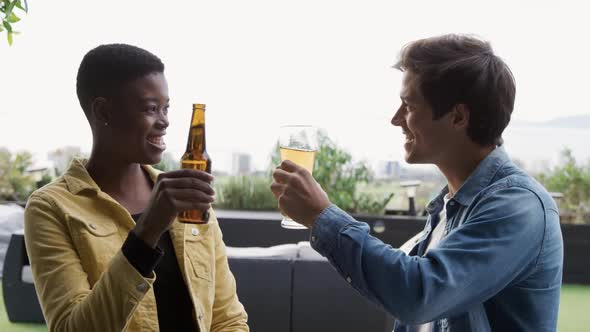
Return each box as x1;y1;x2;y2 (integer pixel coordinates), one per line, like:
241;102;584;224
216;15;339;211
163;106;170;115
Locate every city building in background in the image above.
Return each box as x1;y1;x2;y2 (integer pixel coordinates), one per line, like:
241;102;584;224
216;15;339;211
232;153;252;176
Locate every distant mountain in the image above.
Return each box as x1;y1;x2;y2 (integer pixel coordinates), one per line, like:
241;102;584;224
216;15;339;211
512;114;590;129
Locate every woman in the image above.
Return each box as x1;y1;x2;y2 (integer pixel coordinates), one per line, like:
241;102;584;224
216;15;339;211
24;44;249;332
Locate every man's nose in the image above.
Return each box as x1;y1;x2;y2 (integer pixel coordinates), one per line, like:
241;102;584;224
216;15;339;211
391;106;404;126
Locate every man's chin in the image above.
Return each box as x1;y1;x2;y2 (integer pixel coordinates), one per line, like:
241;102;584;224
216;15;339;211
404;151;426;164
404;150;415;163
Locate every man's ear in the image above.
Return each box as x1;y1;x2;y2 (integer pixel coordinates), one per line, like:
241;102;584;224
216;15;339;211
451;103;470;129
90;97;111;126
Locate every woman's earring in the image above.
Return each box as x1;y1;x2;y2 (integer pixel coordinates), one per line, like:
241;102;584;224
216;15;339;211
104;122;109;126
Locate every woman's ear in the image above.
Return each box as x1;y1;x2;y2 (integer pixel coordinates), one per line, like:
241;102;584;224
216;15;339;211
90;97;111;126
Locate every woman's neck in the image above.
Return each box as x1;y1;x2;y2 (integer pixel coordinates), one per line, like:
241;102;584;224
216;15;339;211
86;148;147;196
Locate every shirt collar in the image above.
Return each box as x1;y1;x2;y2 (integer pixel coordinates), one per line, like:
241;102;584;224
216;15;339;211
426;145;511;213
426;187;449;215
63;158;161;195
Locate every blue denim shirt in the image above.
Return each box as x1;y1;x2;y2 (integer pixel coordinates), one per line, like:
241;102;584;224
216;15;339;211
310;147;563;332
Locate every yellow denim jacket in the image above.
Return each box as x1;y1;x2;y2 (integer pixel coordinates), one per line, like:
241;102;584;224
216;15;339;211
24;159;249;332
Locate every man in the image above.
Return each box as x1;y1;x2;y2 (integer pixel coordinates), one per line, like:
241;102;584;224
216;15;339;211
271;34;563;331
25;44;248;331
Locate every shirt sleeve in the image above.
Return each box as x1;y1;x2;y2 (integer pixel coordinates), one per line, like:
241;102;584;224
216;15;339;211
310;186;548;325
121;231;164;278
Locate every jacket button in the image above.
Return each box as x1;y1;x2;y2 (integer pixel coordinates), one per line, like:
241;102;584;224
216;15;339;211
191;228;199;236
136;283;148;293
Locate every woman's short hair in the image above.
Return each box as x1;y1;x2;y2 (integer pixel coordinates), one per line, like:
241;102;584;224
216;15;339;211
76;43;164;116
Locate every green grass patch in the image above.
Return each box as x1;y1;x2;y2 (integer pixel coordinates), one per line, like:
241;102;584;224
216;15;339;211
559;284;590;332
0;284;46;331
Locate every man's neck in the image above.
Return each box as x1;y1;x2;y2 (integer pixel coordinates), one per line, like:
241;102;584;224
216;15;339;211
437;144;495;197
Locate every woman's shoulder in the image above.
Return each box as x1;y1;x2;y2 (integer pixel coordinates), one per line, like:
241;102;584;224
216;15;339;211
27;175;70;205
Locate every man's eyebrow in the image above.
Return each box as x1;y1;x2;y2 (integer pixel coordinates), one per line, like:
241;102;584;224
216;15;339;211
400;95;414;103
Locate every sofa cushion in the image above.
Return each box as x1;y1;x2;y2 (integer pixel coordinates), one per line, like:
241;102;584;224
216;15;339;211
227;244;298;332
292;242;394;332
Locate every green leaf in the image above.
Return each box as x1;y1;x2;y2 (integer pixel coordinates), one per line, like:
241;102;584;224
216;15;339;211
4;0;16;16
7;30;13;45
15;0;27;12
7;12;19;23
3;20;12;33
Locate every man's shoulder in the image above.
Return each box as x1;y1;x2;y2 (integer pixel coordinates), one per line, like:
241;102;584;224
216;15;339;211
462;164;561;246
476;164;558;213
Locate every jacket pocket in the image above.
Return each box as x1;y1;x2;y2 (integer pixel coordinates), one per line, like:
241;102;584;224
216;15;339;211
184;224;214;282
183;223;216;327
71;217;118;237
67;214;120;283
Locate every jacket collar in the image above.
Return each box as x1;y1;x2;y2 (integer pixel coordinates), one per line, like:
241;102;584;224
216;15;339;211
426;145;511;213
63;158;161;195
64;159;189;277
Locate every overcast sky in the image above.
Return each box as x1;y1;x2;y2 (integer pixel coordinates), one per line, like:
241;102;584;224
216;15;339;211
2;1;589;172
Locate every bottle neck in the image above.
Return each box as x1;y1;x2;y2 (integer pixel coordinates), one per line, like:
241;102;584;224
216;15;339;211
185;108;207;154
191;107;206;127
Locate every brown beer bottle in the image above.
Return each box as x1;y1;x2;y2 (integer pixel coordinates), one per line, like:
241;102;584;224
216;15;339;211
178;103;212;224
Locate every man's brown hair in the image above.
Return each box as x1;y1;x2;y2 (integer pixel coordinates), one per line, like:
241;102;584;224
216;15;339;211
394;34;516;146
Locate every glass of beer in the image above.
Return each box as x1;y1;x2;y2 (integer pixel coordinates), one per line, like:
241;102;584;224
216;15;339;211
278;125;318;229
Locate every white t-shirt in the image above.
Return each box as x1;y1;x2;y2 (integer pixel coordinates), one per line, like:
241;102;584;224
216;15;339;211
416;193;451;332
